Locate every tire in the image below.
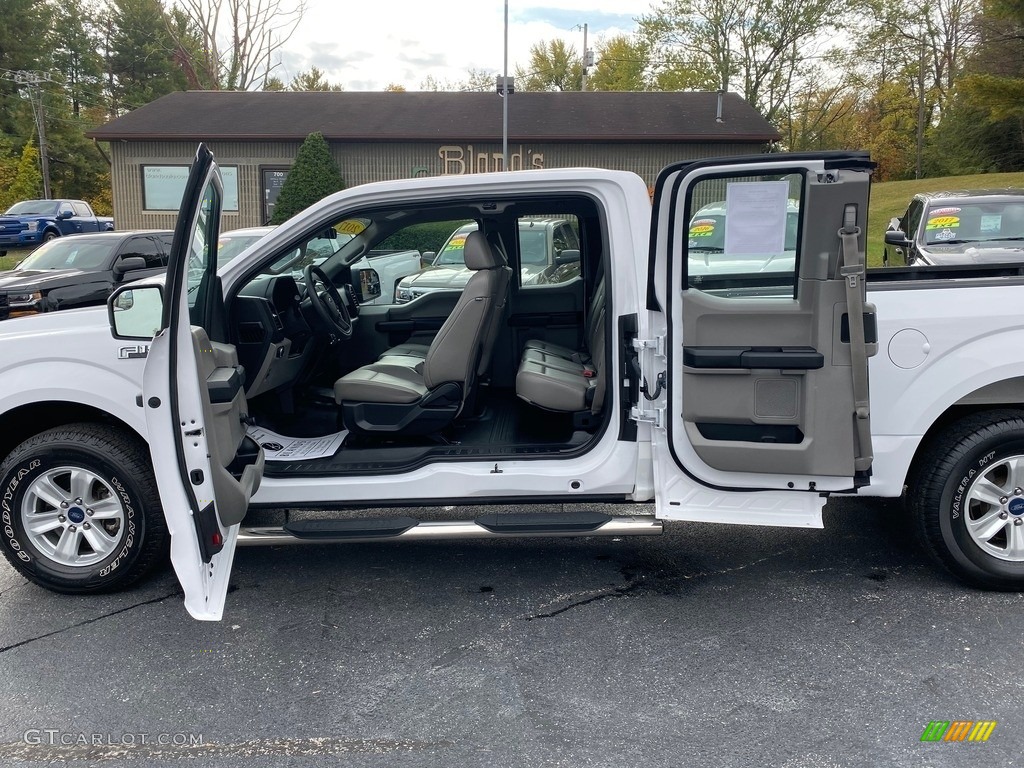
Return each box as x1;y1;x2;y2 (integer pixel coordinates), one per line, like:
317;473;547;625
43;230;59;242
0;424;168;593
908;410;1024;590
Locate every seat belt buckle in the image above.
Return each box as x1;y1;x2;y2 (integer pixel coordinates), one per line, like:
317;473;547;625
582;369;596;378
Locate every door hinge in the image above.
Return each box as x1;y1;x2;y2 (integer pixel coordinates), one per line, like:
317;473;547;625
630;405;664;428
632;336;665;357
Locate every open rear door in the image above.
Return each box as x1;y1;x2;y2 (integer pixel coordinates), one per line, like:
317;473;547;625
641;152;875;527
142;144;263;619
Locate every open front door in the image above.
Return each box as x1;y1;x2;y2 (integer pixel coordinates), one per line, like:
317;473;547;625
642;152;875;527
142;145;263;619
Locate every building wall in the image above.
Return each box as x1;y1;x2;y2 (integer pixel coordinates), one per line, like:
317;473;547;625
109;139;764;230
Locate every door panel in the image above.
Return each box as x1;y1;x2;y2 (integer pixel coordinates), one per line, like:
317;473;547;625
646;152;875;508
142;144;263;620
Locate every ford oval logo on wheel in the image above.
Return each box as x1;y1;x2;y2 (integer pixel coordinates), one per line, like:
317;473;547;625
1009;498;1024;516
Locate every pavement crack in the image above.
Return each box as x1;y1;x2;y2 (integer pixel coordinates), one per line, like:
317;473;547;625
0;591;180;655
523;581;643;621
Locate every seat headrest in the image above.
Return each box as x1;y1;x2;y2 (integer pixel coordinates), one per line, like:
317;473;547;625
464;230;504;270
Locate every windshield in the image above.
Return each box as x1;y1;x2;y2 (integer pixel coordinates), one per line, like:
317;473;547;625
924;201;1024;245
217;233;267;265
435;227;476;266
17;239;114;270
5;200;60;216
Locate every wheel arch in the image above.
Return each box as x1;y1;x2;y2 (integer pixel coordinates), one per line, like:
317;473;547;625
906;397;1024;490
0;401;146;464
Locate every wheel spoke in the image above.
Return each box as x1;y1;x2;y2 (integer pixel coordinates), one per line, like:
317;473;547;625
970;477;1008;508
29;475;66;510
1008;524;1024;558
967;509;1008;543
1006;457;1024;492
81;525;117;556
88;498;123;520
25;511;64;536
68;468;93;503
54;526;82;561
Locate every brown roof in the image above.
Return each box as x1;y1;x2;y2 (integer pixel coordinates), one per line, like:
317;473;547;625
88;90;779;143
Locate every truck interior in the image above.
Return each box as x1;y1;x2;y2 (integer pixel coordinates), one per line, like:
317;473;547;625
224;193;616;478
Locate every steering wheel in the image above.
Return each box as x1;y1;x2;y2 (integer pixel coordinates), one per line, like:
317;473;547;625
304;264;353;340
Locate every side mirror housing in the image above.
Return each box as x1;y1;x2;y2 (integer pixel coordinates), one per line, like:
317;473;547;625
883;230;910;247
108;285;164;340
57;210;74;220
421;251;436;269
113;256;148;279
355;267;382;303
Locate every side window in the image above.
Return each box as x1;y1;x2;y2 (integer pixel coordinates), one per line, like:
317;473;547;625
684;173;803;298
906;200;925;240
516;215;582;288
187;185;220;309
72;202;91;217
59;203;75;217
120;237;164;268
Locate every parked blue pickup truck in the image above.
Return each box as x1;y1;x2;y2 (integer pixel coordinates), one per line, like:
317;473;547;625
0;199;114;254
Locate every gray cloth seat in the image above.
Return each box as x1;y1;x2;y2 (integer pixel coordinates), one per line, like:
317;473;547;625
516;305;607;414
378;229;510;367
335;231;511;434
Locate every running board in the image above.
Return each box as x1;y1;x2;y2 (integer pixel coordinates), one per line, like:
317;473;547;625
237;512;662;546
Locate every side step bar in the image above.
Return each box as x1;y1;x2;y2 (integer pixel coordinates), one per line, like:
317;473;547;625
237;511;662;546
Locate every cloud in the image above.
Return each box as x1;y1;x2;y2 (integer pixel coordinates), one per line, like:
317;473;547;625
514;7;639;32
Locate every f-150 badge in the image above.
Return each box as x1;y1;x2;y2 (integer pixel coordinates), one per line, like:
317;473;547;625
117;345;149;360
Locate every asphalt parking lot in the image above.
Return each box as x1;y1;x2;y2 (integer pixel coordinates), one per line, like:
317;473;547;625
0;497;1021;767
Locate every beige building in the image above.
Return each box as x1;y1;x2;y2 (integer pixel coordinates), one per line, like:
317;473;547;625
88;91;780;230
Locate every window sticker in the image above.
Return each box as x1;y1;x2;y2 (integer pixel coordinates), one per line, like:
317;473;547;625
928;207;961;216
724;180;789;255
336;219;367;235
980;214;1001;233
688;219;716;238
934;228;958;241
926;216;960;230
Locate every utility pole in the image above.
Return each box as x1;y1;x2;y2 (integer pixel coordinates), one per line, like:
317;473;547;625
2;70;53;198
575;23;593;91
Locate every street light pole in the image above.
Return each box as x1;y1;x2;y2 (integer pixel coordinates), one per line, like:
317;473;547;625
581;23;588;92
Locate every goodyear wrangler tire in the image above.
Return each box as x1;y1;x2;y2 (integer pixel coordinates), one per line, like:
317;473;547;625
908;410;1024;590
0;424;168;593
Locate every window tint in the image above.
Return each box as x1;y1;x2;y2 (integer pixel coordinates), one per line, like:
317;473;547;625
684;172;802;298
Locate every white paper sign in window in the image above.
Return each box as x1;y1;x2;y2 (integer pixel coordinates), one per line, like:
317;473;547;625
724;180;789;255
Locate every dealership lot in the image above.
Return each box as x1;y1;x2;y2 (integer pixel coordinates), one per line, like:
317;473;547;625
1;498;1021;767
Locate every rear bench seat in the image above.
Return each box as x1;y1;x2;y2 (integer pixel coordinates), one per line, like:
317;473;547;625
515;277;606;415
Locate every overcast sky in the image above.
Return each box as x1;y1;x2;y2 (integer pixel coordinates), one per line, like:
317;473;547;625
277;1;646;91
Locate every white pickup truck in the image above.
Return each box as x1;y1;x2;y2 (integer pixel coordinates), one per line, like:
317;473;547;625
2;146;1023;621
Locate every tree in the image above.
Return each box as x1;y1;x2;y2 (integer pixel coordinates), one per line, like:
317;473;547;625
289;66;343;91
384;83;406;92
515;40;582;91
169;0;307;90
269;132;344;225
588;35;651;91
0;1;51;138
49;0;104;118
3;144;43;209
639;0;852;122
105;0;187;114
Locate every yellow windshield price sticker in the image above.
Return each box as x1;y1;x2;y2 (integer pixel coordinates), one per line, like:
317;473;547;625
336;219;367;235
926;216;959;230
689;219;716;237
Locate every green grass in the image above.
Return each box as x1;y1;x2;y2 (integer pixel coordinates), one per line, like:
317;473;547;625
867;171;1024;267
0;254;19;272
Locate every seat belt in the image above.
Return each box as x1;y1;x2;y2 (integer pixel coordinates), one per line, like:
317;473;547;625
838;204;873;473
